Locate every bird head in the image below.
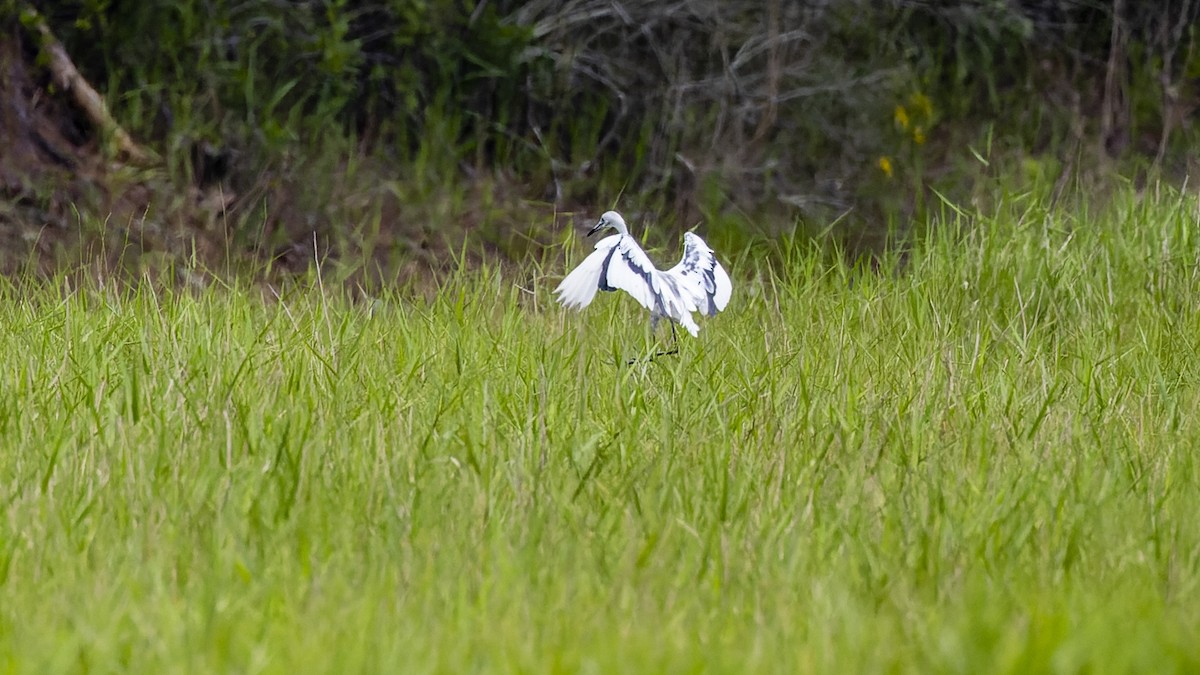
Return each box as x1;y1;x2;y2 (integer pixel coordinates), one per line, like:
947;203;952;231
586;211;628;237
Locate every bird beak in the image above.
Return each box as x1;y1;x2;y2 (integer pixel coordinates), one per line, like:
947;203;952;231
586;221;604;237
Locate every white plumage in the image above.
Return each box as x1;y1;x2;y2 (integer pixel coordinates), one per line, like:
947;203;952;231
555;211;732;337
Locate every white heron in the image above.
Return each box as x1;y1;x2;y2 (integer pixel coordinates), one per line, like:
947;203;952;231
554;211;732;351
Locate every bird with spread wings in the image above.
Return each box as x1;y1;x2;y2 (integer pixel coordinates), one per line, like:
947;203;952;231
555;211;732;349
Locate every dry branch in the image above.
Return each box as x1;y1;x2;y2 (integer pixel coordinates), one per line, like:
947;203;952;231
20;3;157;167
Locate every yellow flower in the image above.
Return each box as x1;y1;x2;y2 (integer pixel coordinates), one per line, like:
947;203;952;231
877;156;894;178
909;92;933;119
913;127;926;145
893;105;910;130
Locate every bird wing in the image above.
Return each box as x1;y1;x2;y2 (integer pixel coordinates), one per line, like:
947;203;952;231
665;232;732;316
554;235;620;310
555;234;672;315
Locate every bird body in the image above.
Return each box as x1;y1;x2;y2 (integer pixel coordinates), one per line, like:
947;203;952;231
555;211;732;337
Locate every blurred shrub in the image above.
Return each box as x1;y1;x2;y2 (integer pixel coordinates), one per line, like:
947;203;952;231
28;0;1200;238
40;1;544;166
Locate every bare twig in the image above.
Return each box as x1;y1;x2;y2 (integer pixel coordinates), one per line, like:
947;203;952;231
1100;0;1128;157
20;3;158;167
1152;0;1198;170
747;0;781;148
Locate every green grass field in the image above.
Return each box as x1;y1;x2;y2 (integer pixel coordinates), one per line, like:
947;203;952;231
2;188;1200;673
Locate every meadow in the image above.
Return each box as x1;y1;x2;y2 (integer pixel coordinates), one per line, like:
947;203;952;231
1;187;1199;673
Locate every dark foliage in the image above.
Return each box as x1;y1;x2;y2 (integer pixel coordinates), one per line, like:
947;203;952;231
2;0;1198;277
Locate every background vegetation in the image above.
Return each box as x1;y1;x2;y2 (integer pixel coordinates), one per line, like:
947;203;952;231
1;0;1198;280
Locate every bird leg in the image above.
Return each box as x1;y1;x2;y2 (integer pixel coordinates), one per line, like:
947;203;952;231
623;318;679;365
654;323;679;358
